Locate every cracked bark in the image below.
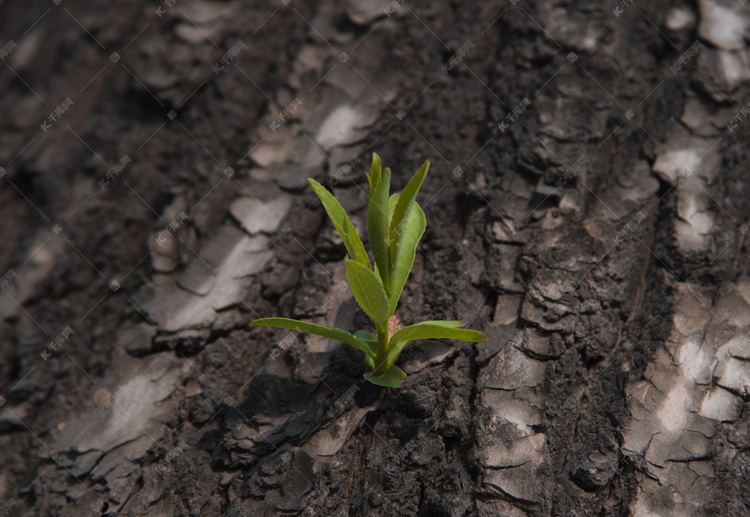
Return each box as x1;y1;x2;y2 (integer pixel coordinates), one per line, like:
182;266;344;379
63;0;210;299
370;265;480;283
0;1;749;516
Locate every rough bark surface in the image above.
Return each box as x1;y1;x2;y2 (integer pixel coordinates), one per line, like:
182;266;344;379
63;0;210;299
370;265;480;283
0;0;749;516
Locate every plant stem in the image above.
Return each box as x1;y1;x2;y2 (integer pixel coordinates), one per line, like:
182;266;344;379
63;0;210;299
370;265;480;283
373;324;390;376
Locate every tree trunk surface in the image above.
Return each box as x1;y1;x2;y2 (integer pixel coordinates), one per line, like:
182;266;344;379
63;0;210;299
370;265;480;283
0;1;748;515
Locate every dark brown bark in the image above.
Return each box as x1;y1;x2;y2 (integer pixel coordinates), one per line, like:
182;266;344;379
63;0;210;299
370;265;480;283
0;0;749;515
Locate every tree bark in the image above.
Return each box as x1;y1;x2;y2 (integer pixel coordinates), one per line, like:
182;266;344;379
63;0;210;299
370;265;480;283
0;0;748;515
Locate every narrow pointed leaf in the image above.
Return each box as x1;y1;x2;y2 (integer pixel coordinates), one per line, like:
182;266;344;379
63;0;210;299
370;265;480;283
250;317;373;356
368;166;392;291
308;179;369;265
417;320;463;328
388;320;487;362
390;321;487;344
388;160;429;267
388;193;399;220
368;153;382;191
371;153;382;182
386;320;463;362
345;259;389;326
386;202;426;317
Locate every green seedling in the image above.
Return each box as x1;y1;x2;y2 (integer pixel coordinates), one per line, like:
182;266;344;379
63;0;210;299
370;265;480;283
250;153;487;387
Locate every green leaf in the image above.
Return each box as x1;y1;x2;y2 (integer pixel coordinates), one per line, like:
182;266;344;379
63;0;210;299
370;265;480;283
390;321;487;344
388;193;399;220
368;153;382;192
388;160;429;268
308;179;369;265
345;259;389;326
355;330;377;370
416;320;463;328
367;375;400;388
387;363;407;379
368;166;392;291
250;317;374;357
386;202;426;318
367;364;407;388
388;320;487;363
354;330;377;358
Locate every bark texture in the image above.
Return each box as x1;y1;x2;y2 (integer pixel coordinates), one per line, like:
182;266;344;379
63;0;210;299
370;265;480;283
0;0;749;515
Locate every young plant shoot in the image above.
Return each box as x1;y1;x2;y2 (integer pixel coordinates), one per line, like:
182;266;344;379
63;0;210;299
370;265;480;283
250;154;487;387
